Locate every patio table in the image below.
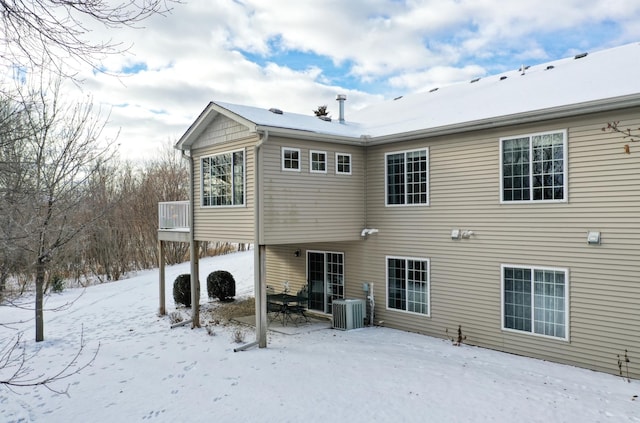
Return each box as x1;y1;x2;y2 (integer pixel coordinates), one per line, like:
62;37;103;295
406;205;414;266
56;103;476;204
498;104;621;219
267;293;308;326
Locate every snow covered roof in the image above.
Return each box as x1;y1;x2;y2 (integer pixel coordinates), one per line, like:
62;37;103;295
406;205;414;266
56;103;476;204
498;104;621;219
178;42;640;148
353;42;640;141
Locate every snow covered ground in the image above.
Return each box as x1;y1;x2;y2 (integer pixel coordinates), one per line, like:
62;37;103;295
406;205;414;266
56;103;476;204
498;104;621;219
1;250;639;422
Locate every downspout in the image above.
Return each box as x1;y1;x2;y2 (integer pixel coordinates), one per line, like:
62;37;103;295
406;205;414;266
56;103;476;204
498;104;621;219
235;130;269;352
182;148;198;328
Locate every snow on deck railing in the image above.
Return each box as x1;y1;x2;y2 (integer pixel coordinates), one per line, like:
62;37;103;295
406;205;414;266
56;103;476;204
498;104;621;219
158;201;190;230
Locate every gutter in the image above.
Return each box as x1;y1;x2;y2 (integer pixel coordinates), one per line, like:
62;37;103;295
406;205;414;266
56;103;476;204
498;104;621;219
181;148;200;328
254;125;364;145
236;130;269;351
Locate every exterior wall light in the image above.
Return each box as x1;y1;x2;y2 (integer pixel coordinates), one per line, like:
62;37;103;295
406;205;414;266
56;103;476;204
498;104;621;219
587;231;601;245
361;228;379;237
294;249;301;257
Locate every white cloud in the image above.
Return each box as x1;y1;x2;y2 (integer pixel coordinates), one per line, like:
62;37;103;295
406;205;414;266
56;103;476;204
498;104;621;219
43;0;640;159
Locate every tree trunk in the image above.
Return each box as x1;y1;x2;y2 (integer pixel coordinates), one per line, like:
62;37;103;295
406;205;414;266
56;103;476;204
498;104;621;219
35;258;45;342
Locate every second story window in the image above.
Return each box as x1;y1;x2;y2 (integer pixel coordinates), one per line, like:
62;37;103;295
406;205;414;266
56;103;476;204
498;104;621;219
201;149;244;207
282;147;301;171
310;150;327;173
501;130;567;203
336;153;352;175
385;148;429;206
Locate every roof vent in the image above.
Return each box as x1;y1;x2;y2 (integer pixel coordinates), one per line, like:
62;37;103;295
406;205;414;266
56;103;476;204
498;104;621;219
546;65;555;70
336;94;347;124
318;116;331;122
269;108;283;115
470;77;480;83
429;87;439;92
500;76;507;81
574;52;588;59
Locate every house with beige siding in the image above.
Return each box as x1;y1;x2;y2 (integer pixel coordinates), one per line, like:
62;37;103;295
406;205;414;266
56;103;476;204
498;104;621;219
162;42;640;377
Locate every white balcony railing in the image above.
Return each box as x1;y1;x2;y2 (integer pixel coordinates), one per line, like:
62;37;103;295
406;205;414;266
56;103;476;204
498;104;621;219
158;201;190;230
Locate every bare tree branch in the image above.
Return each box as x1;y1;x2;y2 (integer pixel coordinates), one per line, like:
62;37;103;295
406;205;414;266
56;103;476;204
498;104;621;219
602;121;640;154
0;328;99;395
0;0;180;78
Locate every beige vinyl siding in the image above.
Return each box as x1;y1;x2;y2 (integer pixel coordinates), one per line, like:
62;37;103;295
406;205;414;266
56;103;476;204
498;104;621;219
265;241;366;306
261;137;365;244
357;108;640;378
191;115;252;148
191;118;258;243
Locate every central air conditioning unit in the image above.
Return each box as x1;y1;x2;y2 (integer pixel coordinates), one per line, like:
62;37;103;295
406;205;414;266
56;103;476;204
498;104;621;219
332;299;365;330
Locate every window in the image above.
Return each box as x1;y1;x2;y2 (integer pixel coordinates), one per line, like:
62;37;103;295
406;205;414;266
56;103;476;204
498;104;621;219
201;149;245;207
501;130;567;202
282;147;301;171
502;265;568;340
387;256;430;315
308;251;344;314
336;153;352;175
385;148;428;206
310;150;327;173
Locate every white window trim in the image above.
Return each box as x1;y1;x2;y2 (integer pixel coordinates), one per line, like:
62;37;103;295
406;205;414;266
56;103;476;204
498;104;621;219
385;255;431;317
310;150;327;174
282;147;301;172
384;148;430;207
200;148;246;208
335;152;352;175
306;250;345;315
500;264;570;342
499;129;568;204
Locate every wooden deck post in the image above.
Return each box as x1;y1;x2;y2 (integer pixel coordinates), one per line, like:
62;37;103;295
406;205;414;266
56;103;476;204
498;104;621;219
190;240;200;328
257;244;267;348
158;240;166;315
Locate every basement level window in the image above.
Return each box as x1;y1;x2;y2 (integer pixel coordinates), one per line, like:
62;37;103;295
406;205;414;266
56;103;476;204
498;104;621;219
387;256;430;316
502;265;568;340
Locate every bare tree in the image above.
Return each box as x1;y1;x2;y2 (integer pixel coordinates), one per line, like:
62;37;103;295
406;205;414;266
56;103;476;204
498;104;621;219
0;89;37;297
3;76;116;342
0;0;179;77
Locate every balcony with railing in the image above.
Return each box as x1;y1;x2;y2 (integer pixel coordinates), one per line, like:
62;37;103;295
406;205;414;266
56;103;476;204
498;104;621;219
158;201;190;241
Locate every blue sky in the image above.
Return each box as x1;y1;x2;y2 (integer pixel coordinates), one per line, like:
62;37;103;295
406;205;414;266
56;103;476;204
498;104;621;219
62;0;640;158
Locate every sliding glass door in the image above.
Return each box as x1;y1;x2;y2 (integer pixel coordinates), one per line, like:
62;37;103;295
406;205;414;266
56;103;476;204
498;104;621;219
307;251;344;314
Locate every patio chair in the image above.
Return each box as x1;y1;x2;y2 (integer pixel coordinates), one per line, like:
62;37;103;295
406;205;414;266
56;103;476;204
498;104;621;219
287;286;309;324
266;286;285;324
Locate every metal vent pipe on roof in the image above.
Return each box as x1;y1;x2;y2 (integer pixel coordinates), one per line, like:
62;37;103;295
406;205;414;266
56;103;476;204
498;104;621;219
336;94;346;123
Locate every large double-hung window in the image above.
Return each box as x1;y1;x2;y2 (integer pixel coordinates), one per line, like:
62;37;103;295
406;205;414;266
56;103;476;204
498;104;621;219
385;148;429;206
201;149;245;207
387;256;430;315
501;130;567;202
502;265;568;340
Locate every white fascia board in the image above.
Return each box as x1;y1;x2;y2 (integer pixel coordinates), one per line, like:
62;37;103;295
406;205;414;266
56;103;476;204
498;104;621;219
176;103;258;150
254;125;366;146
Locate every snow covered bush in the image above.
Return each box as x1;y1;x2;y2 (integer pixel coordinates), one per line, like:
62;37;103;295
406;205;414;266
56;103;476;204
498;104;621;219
173;274;191;307
206;270;235;301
